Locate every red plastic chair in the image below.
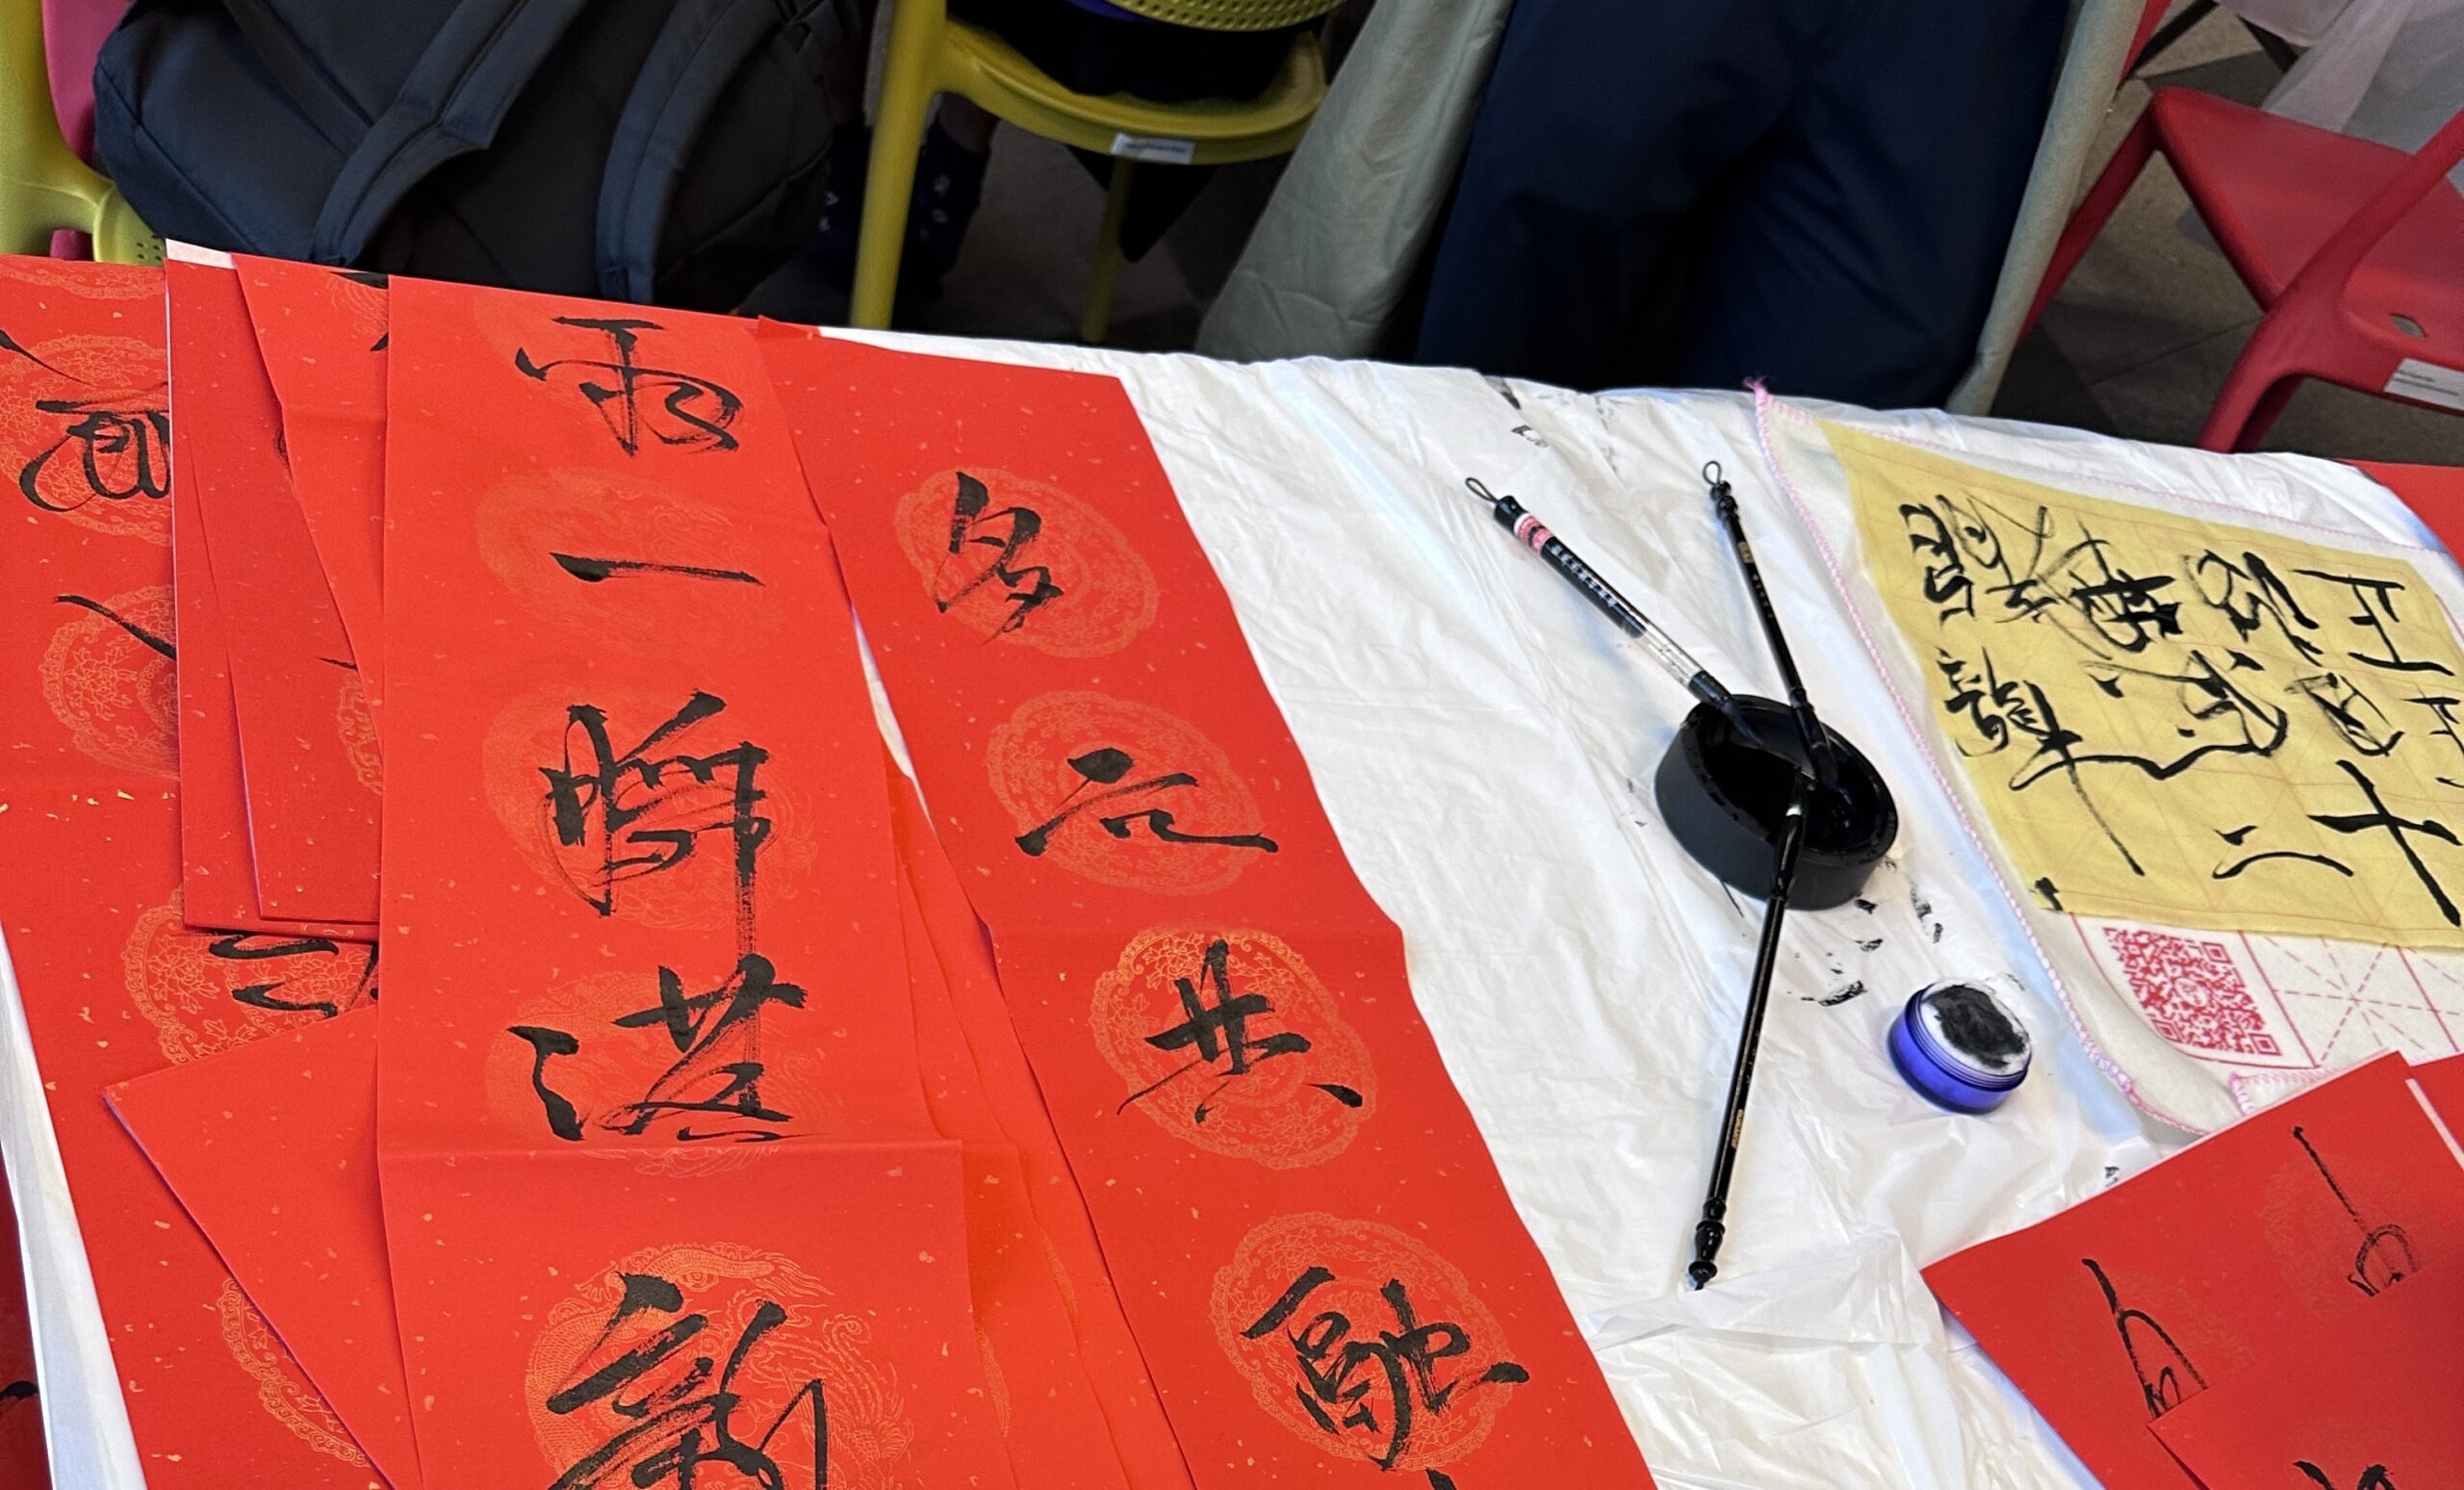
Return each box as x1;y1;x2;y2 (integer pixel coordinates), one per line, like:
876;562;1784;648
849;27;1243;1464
2025;88;2464;451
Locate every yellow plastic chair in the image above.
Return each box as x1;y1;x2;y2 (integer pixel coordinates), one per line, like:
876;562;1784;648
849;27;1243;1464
0;0;160;263
853;0;1331;342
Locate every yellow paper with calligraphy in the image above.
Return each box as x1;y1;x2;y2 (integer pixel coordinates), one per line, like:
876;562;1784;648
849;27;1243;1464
1832;423;2464;949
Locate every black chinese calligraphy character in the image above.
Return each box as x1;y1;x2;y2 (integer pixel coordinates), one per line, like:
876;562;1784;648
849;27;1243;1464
605;954;804;1143
1911;491;2072;627
1991;678;2143;874
2212;825;2354;884
934;471;1064;634
208;933;377;1020
2293;1124;2417;1297
1991;652;2290;877
511;954;806;1144
1936;648;2027;756
509;1024;585;1141
2082;1257;2205;1420
551;552;760;586
1242;1268;1527;1476
17;394;170;514
543;1272;828;1490
2059;536;2182;655
1901;503;1975;622
2191;550;2325;663
1118;938;1361;1122
2297;569;2452;676
1014;746;1277;858
0;1378;32;1421
2405;694;2464;787
513;317;742;455
539;693;770;945
2070;651;2293;777
2297;1465;2400;1490
55;593;175;658
2310;758;2461;925
2291;673;2405;756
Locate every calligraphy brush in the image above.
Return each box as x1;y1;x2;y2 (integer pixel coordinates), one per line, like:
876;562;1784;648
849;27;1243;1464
1688;463;1838;1289
1705;462;1838;788
1686;771;1808;1289
1464;477;1773;750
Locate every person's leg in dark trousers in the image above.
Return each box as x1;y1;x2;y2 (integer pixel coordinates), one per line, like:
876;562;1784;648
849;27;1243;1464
1415;0;1830;391
1669;0;2066;406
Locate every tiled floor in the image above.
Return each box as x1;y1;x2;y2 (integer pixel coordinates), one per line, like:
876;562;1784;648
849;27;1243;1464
754;4;2464;465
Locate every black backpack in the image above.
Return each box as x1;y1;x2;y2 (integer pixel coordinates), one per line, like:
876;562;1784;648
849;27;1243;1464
93;0;849;309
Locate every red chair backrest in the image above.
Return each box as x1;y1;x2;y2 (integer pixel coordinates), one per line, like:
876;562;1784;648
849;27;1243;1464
2278;104;2464;307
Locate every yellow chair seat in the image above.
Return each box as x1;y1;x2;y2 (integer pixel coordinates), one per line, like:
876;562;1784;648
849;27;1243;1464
945;21;1325;163
852;0;1330;342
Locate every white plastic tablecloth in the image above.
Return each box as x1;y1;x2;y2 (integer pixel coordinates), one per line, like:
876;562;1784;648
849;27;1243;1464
6;333;2440;1489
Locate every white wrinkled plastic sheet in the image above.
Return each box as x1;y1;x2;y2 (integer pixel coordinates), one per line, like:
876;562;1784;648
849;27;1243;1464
7;333;2436;1488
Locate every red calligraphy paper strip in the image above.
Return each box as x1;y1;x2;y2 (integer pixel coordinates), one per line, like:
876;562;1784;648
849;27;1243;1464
106;1006;419;1488
376;276;1014;1488
236;255;390;725
2356;459;2464;564
0;253;381;1486
169;404;372;943
2150;1264;2464;1489
764;328;1654;1489
0;1181;46;1488
893;844;1134;1490
166;259;379;926
1924;1054;2464;1490
888;759;1197;1490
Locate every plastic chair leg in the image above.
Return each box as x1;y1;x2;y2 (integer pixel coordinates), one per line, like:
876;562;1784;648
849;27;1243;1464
1080;160;1135;346
2022;108;2161;342
2199;314;2310;451
2232;376;2303;452
850;5;942;330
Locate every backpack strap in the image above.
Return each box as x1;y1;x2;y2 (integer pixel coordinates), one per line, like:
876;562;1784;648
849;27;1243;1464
596;0;824;302
307;0;591;264
215;0;371;148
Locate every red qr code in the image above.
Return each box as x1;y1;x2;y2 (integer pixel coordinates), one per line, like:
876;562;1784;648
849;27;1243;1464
2102;928;2281;1057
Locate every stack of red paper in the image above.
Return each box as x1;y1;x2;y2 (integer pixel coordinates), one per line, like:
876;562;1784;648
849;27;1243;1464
1926;1052;2464;1489
0;252;1656;1490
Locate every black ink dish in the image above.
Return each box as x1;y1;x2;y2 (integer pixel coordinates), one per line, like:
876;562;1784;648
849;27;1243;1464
1654;696;1897;909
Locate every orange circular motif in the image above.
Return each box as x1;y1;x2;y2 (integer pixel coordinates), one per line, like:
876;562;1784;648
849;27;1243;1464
1092;928;1374;1168
892;467;1158;656
0;331;171;542
987;691;1276;896
474;468;778;655
484;968;830;1148
40;585;176;776
336;672;383;795
480;683;815;932
215;1277;371;1468
526;1244;910;1490
120;893;376;1065
1213;1214;1527;1477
